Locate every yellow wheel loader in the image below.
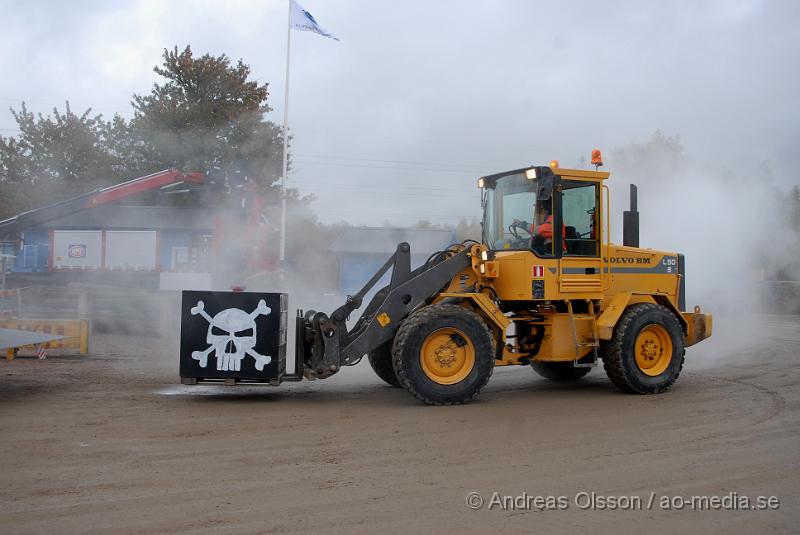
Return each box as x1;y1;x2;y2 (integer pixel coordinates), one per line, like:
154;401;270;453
181;152;712;405
292;153;712;405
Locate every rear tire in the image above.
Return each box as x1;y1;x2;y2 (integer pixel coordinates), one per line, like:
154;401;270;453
367;341;400;387
531;361;592;381
392;304;495;405
602;303;685;394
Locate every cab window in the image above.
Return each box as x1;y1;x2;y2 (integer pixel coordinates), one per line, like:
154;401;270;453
482;170;556;256
484;173;540;251
561;180;599;256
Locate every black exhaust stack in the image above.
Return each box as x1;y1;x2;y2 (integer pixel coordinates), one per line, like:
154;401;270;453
623;184;639;248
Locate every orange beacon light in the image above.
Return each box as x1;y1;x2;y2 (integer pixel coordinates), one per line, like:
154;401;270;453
591;149;603;168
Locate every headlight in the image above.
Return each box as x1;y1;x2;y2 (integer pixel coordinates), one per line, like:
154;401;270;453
525;168;537;180
481;251;489;261
477;177;485;188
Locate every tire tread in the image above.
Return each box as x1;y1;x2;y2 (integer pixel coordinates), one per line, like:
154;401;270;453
392;303;494;405
602;302;685;394
368;342;400;387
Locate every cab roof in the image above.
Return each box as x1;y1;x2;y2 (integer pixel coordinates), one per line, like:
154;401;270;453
553;167;610;181
479;165;610;188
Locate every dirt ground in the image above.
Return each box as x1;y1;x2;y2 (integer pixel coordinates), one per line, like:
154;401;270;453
1;314;798;534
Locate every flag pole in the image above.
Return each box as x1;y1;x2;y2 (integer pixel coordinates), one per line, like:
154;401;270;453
278;0;292;264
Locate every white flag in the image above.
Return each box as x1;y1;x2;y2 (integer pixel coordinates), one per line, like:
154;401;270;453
290;0;339;41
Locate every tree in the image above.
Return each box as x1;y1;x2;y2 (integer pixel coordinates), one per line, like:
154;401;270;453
788;185;800;231
131;45;286;194
0;135;30;217
0;102;129;217
610;130;686;182
0;45;297;220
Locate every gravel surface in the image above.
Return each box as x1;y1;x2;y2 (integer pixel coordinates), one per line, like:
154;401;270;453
1;315;798;534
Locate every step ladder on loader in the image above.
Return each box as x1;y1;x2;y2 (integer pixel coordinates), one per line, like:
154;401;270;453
567;300;599;368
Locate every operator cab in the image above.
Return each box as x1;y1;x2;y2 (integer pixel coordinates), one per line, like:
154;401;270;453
480;165;601;258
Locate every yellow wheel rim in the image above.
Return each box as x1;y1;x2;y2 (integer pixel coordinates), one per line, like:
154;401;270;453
420;327;475;385
634;324;673;377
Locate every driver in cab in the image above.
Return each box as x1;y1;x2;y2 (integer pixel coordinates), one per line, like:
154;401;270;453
530;200;566;254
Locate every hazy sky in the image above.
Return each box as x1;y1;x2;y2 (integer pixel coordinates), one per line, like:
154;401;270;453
2;0;798;225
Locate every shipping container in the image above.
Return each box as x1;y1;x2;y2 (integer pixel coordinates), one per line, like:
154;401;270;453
52;230;102;270
105;231;158;271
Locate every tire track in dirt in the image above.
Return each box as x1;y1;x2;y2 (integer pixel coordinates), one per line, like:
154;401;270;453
686;372;787;427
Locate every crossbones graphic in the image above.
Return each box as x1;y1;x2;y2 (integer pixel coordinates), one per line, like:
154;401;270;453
190;300;272;372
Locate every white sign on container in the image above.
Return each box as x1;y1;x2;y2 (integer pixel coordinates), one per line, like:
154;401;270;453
105;231;158;270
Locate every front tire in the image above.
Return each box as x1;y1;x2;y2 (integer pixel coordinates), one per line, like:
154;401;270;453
392;304;495;405
602;303;685;394
367;341;400;387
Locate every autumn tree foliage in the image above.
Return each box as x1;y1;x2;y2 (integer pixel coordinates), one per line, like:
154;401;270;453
131;45;285;191
0;45;291;218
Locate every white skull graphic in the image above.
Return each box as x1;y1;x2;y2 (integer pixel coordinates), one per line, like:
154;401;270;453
190;299;272;372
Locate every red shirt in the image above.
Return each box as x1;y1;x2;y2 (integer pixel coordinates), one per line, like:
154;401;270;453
531;215;567;252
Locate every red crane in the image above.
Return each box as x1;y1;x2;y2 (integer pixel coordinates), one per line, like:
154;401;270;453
0;169;205;236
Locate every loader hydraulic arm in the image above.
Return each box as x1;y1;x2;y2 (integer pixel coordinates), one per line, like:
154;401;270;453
296;242;472;379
